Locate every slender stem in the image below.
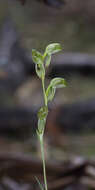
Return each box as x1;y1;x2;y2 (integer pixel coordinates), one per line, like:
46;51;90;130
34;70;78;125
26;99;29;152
42;77;47;106
40;75;48;190
40;135;48;190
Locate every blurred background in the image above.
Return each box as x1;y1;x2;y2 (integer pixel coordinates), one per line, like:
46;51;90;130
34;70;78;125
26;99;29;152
0;0;95;189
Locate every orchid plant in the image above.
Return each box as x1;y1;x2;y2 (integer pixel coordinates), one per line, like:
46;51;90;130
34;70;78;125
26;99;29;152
32;43;66;190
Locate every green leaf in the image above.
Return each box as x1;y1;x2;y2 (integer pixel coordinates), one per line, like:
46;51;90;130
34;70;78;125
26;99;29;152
50;77;67;88
46;86;56;102
45;54;51;67
45;43;62;55
32;49;43;64
35;63;45;79
38;106;48;119
46;77;67;102
37;118;46;134
37;106;48;134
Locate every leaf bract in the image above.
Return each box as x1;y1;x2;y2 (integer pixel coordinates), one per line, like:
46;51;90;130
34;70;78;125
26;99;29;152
45;43;62;55
46;86;56;102
38;106;48;119
37;118;46;134
50;77;67;88
32;49;43;65
35;63;45;79
46;77;66;102
45;54;51;67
